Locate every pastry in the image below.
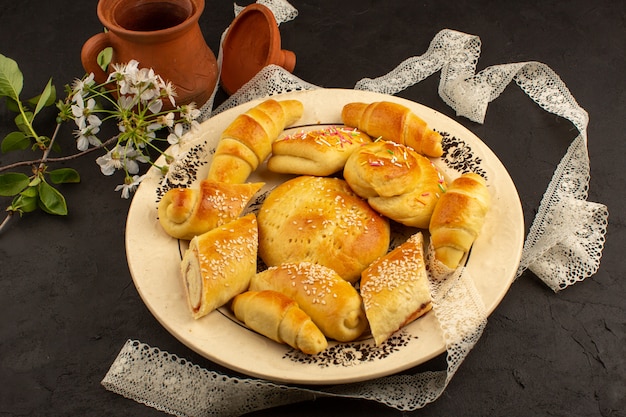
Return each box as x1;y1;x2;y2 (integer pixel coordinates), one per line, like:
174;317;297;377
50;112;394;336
158;180;263;240
429;173;491;269
341;101;443;157
207;99;304;183
343;139;424;198
249;262;367;342
180;213;258;319
360;232;432;346
343;140;446;229
231;290;328;355
267;126;372;176
257;175;390;283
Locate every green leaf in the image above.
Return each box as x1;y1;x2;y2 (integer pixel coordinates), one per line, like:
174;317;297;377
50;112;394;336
10;193;38;214
31;79;56;116
97;47;113;71
20;186;38;198
0;53;23;99
37;181;67;215
0;172;29;196
1;131;30;153
4;96;20;112
29;176;42;187
48;168;80;184
14;111;34;134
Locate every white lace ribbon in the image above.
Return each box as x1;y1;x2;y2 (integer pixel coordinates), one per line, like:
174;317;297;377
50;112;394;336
102;260;486;415
355;29;608;291
102;6;609;416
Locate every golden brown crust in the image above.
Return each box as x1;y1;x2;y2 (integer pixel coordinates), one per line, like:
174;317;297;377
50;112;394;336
343;140;423;198
231;290;328;355
180;213;258;319
343;140;446;229
268;126;372;176
207;99;304;183
257;175;390;283
360;232;432;346
341;101;443;158
157;180;263;240
429;173;491;269
249;262;367;342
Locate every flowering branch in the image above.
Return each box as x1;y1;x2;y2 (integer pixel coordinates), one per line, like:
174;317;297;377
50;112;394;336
0;136;118;173
0;53;201;233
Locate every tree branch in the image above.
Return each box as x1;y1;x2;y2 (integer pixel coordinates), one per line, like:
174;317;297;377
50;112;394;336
0;136;119;173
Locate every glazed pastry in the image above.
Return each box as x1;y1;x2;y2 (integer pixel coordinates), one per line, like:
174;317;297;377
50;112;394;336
231;290;328;355
249;262;368;342
343;140;446;229
180;213;258;319
207;99;304;183
360;232;432;346
157;180;263;240
343;140;425;198
257;175;390;283
429;173;491;269
267;126;372;176
341;101;443;158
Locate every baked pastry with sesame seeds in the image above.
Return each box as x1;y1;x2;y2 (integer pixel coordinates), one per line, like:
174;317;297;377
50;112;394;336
343;140;447;229
231;290;328;355
249;262;367;342
157;179;263;240
360;232;432;346
257;175;390;283
207;99;304;184
267;126;372;176
180;213;258;319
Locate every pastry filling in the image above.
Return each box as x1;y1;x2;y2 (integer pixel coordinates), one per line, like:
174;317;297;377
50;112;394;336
182;248;202;310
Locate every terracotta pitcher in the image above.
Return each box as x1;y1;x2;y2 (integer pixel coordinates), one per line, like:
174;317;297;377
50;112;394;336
81;0;218;109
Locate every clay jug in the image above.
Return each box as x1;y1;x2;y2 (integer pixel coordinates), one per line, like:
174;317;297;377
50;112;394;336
221;3;296;95
81;0;218;109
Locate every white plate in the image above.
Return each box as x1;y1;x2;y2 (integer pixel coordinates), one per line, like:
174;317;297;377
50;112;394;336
126;89;524;385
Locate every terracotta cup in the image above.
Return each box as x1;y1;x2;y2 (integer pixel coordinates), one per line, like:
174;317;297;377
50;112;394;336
81;0;218;109
220;3;296;95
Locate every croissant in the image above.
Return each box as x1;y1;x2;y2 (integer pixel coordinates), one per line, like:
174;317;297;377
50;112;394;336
157;180;263;240
343;140;446;229
341;101;443;158
231;290;328;355
180;213;258;319
249;262;368;342
360;232;432;346
207;99;304;183
429;173;491;269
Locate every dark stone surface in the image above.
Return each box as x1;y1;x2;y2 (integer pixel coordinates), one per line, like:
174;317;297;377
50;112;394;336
0;1;624;416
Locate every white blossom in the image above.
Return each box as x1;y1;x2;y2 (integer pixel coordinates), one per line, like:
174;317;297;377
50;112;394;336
73;114;102;151
65;59;197;199
115;174;145;199
147;97;163;114
160;81;177;108
180;103;201;123
96;145;125;176
167;123;185;146
157;113;175;128
71;73;95;96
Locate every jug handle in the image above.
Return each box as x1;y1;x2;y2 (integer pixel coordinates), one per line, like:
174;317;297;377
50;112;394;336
80;32;112;84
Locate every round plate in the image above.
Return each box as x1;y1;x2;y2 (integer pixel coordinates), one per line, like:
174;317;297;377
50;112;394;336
126;89;524;385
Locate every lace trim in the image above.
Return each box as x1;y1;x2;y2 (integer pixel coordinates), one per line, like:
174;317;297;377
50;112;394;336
102;253;486;415
354;29;607;291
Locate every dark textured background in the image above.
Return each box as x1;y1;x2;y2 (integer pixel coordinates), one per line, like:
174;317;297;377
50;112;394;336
0;1;624;416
